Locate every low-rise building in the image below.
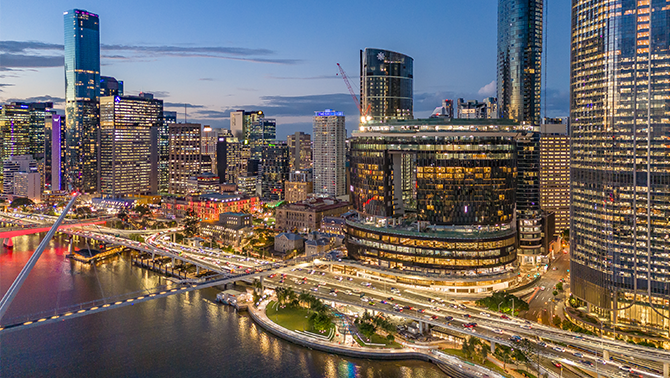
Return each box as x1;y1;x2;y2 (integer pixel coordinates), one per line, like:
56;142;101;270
274;233;304;253
186;172;220;195
201;212;252;246
319;216;346;235
162;193;259;221
13;172;40;200
305;238;329;256
275;197;351;232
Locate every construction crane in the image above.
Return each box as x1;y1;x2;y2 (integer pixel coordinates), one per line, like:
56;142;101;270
336;63;371;123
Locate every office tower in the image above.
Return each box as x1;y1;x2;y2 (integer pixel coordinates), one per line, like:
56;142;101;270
64;9;100;193
3;155;38;195
313;110;346;197
230;110;263;141
100;76;123;96
0;102;56;193
99;95;162;198
497;0;542;124
45;114;62;191
168;123;201;195
200;125;218;174
540;118;569;238
483;97;498;119
216;131;241;184
347;118;518;279
284;170;313;203
158;111;176;193
287;131;312;170
570;1;670;332
249;118;276;143
360;48;413;122
259;141;289;201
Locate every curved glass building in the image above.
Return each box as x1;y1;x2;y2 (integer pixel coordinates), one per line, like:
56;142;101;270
346;119;524;280
360;48;413;122
570;0;670;334
497;0;542;125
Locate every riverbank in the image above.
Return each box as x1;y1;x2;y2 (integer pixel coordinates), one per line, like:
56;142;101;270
249;299;504;378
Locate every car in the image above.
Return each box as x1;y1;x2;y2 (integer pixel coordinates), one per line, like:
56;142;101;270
573;352;583;358
419;309;425;313
480;312;490;317
493;329;503;334
431;315;439;320
463;314;471;318
445;316;454;321
619;366;632;372
387;297;394;301
552;267;557;271
368;301;375;306
510;335;522;342
553;346;565;352
596;359;607;365
501;314;510;320
552;361;562;368
538;342;546;347
520;324;532;330
579;360;593;367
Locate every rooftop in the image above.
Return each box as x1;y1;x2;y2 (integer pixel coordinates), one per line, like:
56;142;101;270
279;197;350;212
355;118;538;135
276;233;303;241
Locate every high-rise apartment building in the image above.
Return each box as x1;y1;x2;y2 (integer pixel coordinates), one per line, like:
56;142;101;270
287;131;312;170
360;48;413;122
497;0;542;124
313;110;346;197
284;170;313;203
3;155;38;195
100;76;123;96
99;95;162;198
259;141;289;201
540;119;569;237
570;0;670;333
230;110;263;141
456;98;498;119
159;111;176;193
249;119;276;143
168;123;201;195
64;9;100;193
216;130;242;185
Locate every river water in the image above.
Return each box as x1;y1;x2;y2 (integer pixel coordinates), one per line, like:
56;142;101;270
0;233;445;377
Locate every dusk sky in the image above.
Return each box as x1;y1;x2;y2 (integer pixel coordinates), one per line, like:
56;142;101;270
0;0;571;138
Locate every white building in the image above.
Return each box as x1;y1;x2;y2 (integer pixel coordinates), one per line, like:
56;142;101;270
13;172;41;200
313;110;346;197
3;155;38;195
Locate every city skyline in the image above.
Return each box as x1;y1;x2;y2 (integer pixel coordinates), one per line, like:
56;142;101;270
0;0;571;138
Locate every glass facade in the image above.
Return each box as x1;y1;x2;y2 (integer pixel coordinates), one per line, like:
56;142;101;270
497;0;543;124
347;119;521;275
159;111;176;193
360;48;413;122
570;0;670;334
259;141;289;201
64;9;100;193
168;123;201;195
99;96;163;198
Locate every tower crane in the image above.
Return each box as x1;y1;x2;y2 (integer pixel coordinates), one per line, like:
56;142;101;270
336;63;371;123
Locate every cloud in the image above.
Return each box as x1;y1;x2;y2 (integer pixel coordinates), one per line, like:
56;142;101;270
543;88;569;117
0;40;300;68
199;78;214;81
193;109;230;119
163;102;205;109
0;83;14;92
0;53;64;68
125;90;170;98
265;74;339;80
226;93;358;118
4;95;65;104
478;80;496;97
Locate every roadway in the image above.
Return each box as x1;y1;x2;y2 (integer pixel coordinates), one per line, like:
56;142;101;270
522;252;571;324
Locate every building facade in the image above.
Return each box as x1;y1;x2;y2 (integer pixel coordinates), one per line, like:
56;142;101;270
285;170;313;203
158;111;176;193
287;131;312;170
570;0;670;334
259;141;289;201
64;9;100;193
216;131;242;184
3;155;38;195
230;110;263;141
168;123;201;195
100;76;123;96
161;193;259;221
540;119;569;237
313;110;346;197
347;118;520;277
275;197;351;232
497;0;542;124
360;48;413;122
99;95;163;198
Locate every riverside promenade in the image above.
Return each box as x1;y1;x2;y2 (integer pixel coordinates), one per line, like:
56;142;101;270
249;299;505;378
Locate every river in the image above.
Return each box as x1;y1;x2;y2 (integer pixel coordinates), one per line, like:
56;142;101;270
0;233;445;377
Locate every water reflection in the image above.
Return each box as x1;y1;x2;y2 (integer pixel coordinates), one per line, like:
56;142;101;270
0;233;445;378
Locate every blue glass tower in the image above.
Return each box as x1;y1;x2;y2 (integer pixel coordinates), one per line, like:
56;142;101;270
497;0;543;125
64;9;100;193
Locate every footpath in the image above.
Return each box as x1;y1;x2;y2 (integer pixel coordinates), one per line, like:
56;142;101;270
248;299;505;378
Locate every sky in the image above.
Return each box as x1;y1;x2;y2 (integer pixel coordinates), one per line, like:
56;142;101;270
0;0;571;139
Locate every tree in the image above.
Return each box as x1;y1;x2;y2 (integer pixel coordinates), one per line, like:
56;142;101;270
10;197;34;208
561;228;569;242
556;282;563;291
117;209;130;223
134;204;151;217
552;290;559;296
183;209;200;237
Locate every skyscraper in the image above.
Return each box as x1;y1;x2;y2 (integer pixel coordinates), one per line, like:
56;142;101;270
287;131;312;170
570;1;670;332
313;110;346;197
497;0;542;124
360;48;413;122
168;123;201;195
99;94;163;198
540;118;569;237
158;111;176;193
64;9;100;193
100;76;123;96
259;141;289;201
229;110;263;141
